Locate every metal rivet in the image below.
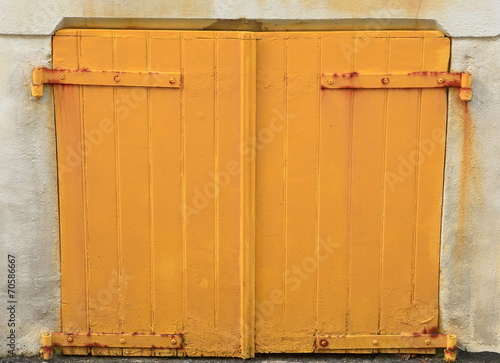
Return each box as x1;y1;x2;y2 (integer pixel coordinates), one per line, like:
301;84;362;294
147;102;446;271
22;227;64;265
319;339;328;347
171;339;177;345
120;338;125;344
327;79;334;85
169;77;176;84
372;339;379;345
381;77;389;84
67;337;73;342
438;78;444;84
59;74;66;80
426;339;431;345
114;75;120;82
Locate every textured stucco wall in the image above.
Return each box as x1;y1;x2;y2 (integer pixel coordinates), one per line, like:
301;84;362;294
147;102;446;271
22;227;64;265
0;36;58;355
441;37;500;353
0;0;499;37
0;0;498;356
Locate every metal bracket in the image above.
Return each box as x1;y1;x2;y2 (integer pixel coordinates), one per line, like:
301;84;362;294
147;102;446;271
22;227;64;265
321;72;472;101
32;68;182;97
40;332;183;359
316;334;457;362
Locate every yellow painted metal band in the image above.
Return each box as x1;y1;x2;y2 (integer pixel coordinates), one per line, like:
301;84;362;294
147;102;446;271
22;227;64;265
316;334;450;350
50;333;183;349
32;68;181;97
35;68;181;88
321;72;464;89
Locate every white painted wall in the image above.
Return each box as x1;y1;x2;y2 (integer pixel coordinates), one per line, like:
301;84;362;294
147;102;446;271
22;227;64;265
442;37;500;353
0;0;498;356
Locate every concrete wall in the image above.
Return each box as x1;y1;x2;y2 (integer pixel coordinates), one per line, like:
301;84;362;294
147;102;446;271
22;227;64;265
0;0;498;356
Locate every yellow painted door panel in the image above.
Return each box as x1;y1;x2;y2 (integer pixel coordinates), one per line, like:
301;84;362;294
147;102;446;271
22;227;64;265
54;30;255;357
254;31;448;353
53;29;449;357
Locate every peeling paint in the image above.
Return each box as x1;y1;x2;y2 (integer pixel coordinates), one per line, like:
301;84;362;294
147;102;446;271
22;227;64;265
84;343;109;348
422;326;439;337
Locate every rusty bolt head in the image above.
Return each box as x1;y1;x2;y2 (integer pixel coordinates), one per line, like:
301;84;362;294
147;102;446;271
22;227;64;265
381;77;390;84
425;339;431;345
319;339;329;347
114;75;120;82
372;339;379;345
438;78;444;84
327;79;334;85
67;337;73;342
169;78;176;84
120;338;125;344
59;74;66;80
171;339;177;345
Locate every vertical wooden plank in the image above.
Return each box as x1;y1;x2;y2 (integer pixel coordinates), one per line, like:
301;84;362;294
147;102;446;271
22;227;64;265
254;33;287;352
179;30;250;357
182;31;217;353
413;36;450;331
348;36;388;335
113;31;152;334
207;34;247;353
317;32;355;337
79;33;121;333
283;34;319;344
380;37;422;334
239;32;257;358
53;34;88;335
148;32;184;334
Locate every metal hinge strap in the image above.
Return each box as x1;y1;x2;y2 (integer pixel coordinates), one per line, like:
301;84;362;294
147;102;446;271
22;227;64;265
316;333;454;349
321;72;472;101
316;333;457;361
32;68;181;97
40;332;183;359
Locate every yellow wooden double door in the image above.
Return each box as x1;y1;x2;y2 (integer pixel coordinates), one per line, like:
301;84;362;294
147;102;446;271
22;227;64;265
54;29;449;357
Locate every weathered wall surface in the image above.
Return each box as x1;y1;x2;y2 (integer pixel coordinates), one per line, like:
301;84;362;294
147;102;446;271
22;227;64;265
441;37;500;353
0;36;58;355
0;0;499;37
0;0;498;356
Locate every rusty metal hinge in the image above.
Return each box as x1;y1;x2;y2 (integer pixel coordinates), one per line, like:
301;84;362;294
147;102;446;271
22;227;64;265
40;332;183;359
321;72;472;101
316;333;457;362
32;68;182;97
